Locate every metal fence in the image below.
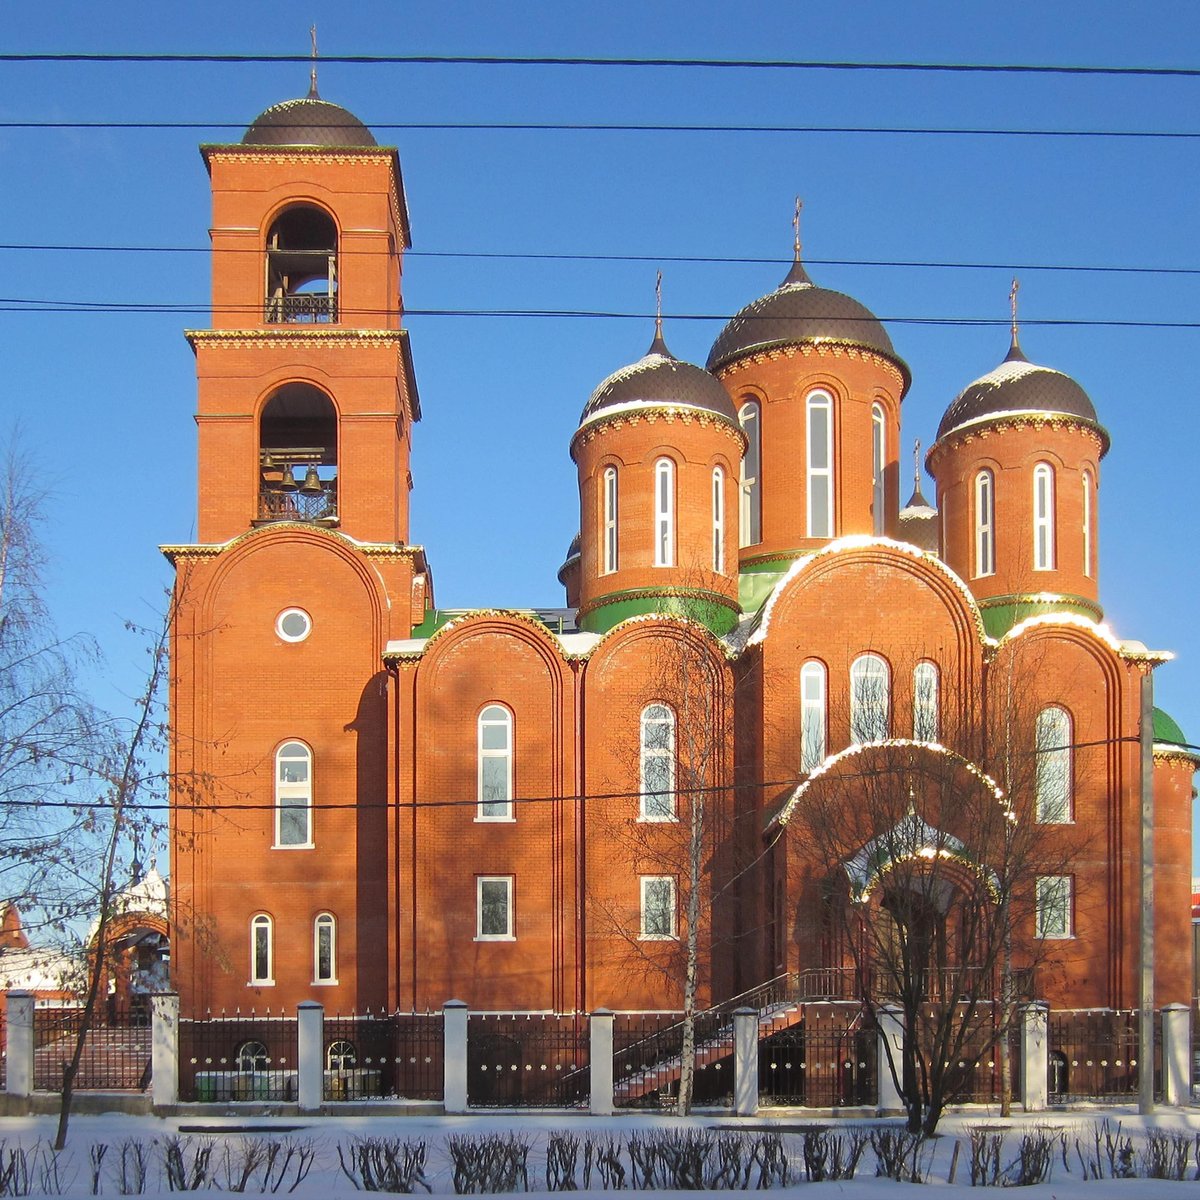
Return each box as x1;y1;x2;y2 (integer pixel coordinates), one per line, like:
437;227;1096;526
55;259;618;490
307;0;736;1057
31;1008;150;1092
321;1011;443;1101
179;1012;299;1102
612;1010;735;1108
1048;1009;1156;1103
758;1002;876;1108
466;1013;588;1109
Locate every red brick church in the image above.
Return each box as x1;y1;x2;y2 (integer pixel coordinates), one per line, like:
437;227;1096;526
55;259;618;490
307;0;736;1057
166;86;1195;1022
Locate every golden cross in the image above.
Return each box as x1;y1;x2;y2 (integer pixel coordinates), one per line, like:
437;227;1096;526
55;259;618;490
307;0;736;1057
913;438;922;490
309;26;319;98
1010;277;1020;344
655;270;663;335
793;196;803;260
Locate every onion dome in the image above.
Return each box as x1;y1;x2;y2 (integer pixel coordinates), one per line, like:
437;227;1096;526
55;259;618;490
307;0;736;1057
936;337;1109;453
243;84;377;148
578;327;738;428
557;533;581;584
898;480;938;553
707;258;908;387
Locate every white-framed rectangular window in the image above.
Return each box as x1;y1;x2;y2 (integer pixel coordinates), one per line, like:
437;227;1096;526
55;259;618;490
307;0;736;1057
602;466;618;575
313;912;337;985
1033;463;1055;570
476;876;514;941
639;703;676;821
806;391;833;538
974;470;995;578
640;876;676;940
250;914;274;985
1035;875;1072;938
654;457;675;566
477;704;514;821
275;741;313;848
712;466;725;574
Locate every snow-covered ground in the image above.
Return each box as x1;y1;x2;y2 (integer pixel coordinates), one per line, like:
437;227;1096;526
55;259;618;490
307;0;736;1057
2;1106;1200;1198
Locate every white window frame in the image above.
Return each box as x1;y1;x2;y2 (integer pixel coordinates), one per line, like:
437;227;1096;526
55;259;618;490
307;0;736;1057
250;914;274;985
712;466;725;574
602;466;618;575
476;704;514;821
476;876;514;941
1035;705;1073;823
913;661;940;743
806;390;834;538
871;402;886;537
1035;875;1073;938
800;660;827;772
313;912;337;985
640;876;677;940
274;741;314;849
974;469;995;578
1082;468;1094;579
654;457;675;567
850;653;890;745
738;401;761;547
1033;462;1055;571
639;702;676;821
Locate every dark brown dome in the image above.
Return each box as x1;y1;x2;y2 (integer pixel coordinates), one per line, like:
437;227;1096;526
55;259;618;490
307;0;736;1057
707;261;907;386
579;329;738;427
243;96;377;148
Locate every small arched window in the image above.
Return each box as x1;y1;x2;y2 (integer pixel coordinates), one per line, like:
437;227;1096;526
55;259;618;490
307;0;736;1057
265;205;338;324
850;654;890;744
1035;706;1072;823
236;1040;270;1072
807;391;834;538
640;703;676;821
1033;463;1056;570
602;467;619;575
712;466;725;574
872;403;886;536
913;662;939;742
477;705;513;821
313;912;337;985
738;401;762;547
654;458;675;567
275;742;313;848
800;661;827;772
974;470;995;577
1082;469;1094;579
250;915;273;985
326;1040;357;1071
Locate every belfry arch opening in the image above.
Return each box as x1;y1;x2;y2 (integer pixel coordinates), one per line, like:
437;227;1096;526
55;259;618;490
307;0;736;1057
258;385;338;524
265;206;338;324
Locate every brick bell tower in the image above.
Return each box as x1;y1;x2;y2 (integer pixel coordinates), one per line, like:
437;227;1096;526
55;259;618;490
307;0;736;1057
167;83;429;1014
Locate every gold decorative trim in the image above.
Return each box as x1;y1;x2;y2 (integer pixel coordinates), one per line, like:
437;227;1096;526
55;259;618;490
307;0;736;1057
571;407;746;455
979;592;1104;620
186;328;405;350
161;523;417;563
713;340;907;395
578;586;740;619
1153;745;1200;768
928;414;1108;468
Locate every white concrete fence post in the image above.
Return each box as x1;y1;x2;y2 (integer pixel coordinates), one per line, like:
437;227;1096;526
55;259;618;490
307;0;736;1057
877;1004;904;1114
151;992;180;1108
1019;1001;1048;1112
1161;1003;1190;1106
5;991;34;1099
589;1009;615;1115
296;1001;324;1111
443;1000;469;1114
732;1007;759;1117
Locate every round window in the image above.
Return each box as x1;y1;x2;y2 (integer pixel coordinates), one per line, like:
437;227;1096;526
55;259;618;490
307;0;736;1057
276;608;312;643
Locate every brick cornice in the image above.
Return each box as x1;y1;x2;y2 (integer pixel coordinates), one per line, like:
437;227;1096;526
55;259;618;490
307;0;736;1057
712;340;907;395
571;407;746;457
928;413;1108;470
186;328;406;351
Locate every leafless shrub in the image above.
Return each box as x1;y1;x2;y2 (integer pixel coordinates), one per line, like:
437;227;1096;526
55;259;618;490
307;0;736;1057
447;1133;530;1194
1006;1129;1060;1186
1074;1119;1135;1181
966;1127;1005;1186
801;1128;865;1182
870;1129;931;1183
580;1136;625;1189
337;1138;429;1193
1141;1130;1193;1181
93;1138;153;1195
545;1133;579;1191
160;1136;214;1192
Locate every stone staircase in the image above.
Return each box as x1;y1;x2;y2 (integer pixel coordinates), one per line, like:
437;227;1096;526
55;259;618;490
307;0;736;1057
33;1022;152;1092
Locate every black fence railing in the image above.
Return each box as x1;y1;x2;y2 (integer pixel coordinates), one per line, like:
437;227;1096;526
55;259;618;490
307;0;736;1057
759;1002;876;1108
265;293;337;323
612;1010;735;1108
257;484;337;524
466;1013;588;1108
31;1009;150;1092
1048;1009;1157;1103
179;1013;299;1102
321;1011;443;1101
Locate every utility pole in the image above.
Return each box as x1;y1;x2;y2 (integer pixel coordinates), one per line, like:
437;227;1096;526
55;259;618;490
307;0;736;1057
1138;668;1155;1115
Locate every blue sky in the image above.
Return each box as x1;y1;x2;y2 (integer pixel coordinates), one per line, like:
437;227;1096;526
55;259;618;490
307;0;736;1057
4;4;1198;856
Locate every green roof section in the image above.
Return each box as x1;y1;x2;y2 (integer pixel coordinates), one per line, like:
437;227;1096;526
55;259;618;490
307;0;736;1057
980;595;1103;639
409;608;576;640
580;589;740;636
1153;706;1188;746
739;568;786;615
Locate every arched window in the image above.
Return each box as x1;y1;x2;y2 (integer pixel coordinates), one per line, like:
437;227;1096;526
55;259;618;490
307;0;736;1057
236;1040;270;1072
738;401;762;547
806;391;834;538
326;1040;357;1071
313;912;337;985
974;470;995;577
477;705;513;820
265;205;338;324
275;741;313;848
640;703;676;821
913;661;939;742
250;915;273;985
1035;706;1072;823
872;403;886;537
602;467;618;574
800;661;827;772
712;466;725;574
1082;469;1094;579
1033;463;1056;570
850;654;890;744
259;383;338;524
654;458;675;567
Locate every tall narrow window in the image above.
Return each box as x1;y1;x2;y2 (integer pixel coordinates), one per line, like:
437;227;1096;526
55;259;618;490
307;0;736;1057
974;470;995;577
1035;876;1073;938
477;705;513;820
602;466;618;574
800;661;827;772
872;403;886;536
640;703;676;820
654;458;675;566
711;467;725;574
1081;469;1094;579
275;741;313;847
1033;463;1055;570
913;661;939;742
806;391;834;538
250;914;273;985
640;876;677;939
850;654;890;744
476;876;514;940
1035;706;1072;823
738;401;761;547
313;913;337;984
